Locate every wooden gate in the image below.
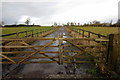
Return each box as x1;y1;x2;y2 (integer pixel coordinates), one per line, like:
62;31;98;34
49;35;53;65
0;36;108;65
65;27;120;74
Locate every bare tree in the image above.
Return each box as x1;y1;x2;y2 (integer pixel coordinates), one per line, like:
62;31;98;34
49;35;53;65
25;17;31;25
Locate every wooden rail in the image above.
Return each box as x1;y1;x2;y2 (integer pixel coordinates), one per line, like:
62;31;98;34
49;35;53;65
68;27;108;38
107;34;120;74
1;27;119;75
0;27;54;38
65;27;120;75
0;37;108;64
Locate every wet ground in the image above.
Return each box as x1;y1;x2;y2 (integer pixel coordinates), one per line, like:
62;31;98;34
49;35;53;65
5;27;95;78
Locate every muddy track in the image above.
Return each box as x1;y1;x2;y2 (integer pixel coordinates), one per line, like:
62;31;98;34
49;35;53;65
3;27;96;78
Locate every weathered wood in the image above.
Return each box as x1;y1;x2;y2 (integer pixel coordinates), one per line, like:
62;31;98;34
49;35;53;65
79;29;81;35
1;45;59;48
64;50;82;53
16;32;19;38
0;54;16;64
0;56;59;60
63;56;103;59
37;29;39;37
95;38;109;42
0;30;109;68
82;30;84;38
68;27;108;38
1;51;59;54
88;32;90;38
107;34;120;72
19;40;56;64
2;37;107;41
58;34;63;64
66;40;99;58
0;61;58;64
0;61;104;64
25;31;28;38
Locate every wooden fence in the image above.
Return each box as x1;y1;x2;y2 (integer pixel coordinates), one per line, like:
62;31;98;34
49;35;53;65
107;34;120;74
0;37;107;64
66;27;120;74
0;27;54;38
69;27;108;38
0;27;120;75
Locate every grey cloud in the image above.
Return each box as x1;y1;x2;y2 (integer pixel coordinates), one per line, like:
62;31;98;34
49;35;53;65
2;2;59;24
2;0;119;25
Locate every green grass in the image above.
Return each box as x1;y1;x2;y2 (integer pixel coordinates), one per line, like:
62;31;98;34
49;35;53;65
72;27;119;36
1;26;51;34
1;26;52;38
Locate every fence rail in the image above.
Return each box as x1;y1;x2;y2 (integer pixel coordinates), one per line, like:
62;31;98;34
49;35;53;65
0;37;108;64
69;27;108;38
0;27;54;38
65;27;120;74
1;27;120;75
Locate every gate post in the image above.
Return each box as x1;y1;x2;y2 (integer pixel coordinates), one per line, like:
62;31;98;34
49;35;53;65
107;34;120;73
58;34;63;65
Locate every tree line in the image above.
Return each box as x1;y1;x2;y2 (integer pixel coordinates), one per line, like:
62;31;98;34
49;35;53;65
63;20;120;27
1;18;120;27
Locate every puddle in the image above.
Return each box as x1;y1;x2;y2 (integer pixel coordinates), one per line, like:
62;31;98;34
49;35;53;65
63;41;67;44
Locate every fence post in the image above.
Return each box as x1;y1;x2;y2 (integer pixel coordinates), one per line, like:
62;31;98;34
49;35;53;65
98;34;101;38
88;32;91;44
37;29;39;37
107;34;120;72
39;29;41;34
16;32;19;38
77;29;79;33
31;30;34;37
41;29;43;34
25;31;27;38
58;34;63;65
88;32;90;38
82;30;84;38
79;29;81;35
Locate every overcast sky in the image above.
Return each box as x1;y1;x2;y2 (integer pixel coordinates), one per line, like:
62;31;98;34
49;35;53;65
1;0;120;26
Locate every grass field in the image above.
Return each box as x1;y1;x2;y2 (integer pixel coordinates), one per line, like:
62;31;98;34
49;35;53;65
0;26;52;38
73;27;120;36
1;26;119;38
1;26;51;35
